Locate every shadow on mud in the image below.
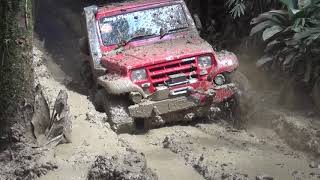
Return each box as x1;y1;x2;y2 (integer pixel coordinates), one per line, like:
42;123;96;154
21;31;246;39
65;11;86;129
34;0;113;94
133;116;237;135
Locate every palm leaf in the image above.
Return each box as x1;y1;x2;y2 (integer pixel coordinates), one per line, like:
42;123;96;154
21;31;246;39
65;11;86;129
263;26;284;41
279;0;298;9
250;20;276;36
251;12;276;25
256;55;273;67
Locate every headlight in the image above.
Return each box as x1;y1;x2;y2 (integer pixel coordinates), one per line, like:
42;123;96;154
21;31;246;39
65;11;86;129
131;68;147;81
214;74;225;85
198;56;212;68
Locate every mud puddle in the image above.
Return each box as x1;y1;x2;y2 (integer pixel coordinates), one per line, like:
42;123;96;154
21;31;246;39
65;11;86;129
195;124;318;179
122;124;320;180
120;132;204;180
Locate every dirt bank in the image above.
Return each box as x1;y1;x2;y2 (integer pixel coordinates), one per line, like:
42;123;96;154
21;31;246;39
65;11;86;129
33;40;127;179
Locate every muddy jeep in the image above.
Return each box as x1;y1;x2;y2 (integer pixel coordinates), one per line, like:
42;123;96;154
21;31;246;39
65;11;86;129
81;0;244;133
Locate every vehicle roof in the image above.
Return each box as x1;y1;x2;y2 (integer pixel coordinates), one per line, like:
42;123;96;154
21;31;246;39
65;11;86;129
96;0;183;19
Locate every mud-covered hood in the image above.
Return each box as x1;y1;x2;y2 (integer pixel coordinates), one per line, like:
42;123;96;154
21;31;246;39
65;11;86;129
101;35;214;70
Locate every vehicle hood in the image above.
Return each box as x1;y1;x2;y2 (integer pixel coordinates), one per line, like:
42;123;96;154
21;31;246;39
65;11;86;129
100;35;214;71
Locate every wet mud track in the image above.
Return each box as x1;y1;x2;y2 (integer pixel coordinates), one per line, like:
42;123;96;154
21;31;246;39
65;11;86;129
33;40;320;179
32;1;320;178
120;124;320;180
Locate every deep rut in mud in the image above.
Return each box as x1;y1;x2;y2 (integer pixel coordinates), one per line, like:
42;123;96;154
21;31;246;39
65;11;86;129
32;0;320;179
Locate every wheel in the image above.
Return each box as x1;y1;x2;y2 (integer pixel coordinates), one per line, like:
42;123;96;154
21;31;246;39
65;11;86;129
312;78;320;112
99;89;135;134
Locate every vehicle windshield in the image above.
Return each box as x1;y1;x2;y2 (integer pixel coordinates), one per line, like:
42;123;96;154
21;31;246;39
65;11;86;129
98;4;189;46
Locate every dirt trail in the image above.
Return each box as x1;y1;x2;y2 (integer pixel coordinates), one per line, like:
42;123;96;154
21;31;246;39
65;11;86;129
31;1;320;178
120;133;204;180
34;39;204;180
121;124;320;180
32;35;320;179
34;42;126;180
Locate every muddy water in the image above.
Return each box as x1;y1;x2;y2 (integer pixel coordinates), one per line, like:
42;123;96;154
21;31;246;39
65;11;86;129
122;125;318;180
120;134;204;180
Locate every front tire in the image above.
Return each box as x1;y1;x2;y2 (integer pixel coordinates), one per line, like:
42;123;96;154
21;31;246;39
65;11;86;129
100;90;135;134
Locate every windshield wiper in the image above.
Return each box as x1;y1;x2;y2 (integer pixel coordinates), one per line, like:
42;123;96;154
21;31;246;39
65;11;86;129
159;27;188;39
117;34;156;48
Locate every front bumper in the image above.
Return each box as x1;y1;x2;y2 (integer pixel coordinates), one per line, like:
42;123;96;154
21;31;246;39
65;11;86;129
128;83;237;118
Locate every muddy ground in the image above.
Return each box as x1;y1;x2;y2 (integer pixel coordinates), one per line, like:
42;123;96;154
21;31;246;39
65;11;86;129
28;35;320;180
2;0;320;179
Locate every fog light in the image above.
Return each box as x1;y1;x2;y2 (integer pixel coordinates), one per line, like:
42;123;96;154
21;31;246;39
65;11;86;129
214;74;225;85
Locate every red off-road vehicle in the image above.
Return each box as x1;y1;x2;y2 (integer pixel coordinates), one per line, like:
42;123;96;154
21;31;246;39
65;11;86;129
81;0;246;133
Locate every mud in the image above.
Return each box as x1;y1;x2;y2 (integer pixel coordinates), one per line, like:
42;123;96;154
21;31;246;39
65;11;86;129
0;143;57;180
34;26;320;180
161;124;319;180
26;0;320;179
33;39;122;179
0;44;60;180
273;112;320;156
88;151;158;180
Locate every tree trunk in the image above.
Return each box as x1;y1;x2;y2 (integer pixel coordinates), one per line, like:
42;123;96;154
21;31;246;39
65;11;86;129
0;0;34;146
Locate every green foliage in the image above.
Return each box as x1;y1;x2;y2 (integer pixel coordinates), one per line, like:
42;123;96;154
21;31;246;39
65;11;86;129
251;0;320;85
226;0;281;19
226;0;246;18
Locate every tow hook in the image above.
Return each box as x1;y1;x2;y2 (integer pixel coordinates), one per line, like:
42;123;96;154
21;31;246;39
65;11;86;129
207;89;216;97
152;106;165;126
184;113;196;121
210;106;221;113
208;106;221;119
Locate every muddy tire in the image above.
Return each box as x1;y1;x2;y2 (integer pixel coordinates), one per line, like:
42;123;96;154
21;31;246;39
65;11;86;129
99;90;135;134
312;78;320;112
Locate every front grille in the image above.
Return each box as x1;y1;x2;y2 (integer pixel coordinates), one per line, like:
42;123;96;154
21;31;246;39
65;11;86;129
147;58;198;87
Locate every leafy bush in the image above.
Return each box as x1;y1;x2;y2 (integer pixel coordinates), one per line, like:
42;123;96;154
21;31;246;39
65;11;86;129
226;0;281;18
250;0;320;87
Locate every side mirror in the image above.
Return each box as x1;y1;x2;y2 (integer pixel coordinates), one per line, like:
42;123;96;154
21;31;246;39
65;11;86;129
193;14;202;30
91;5;98;15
